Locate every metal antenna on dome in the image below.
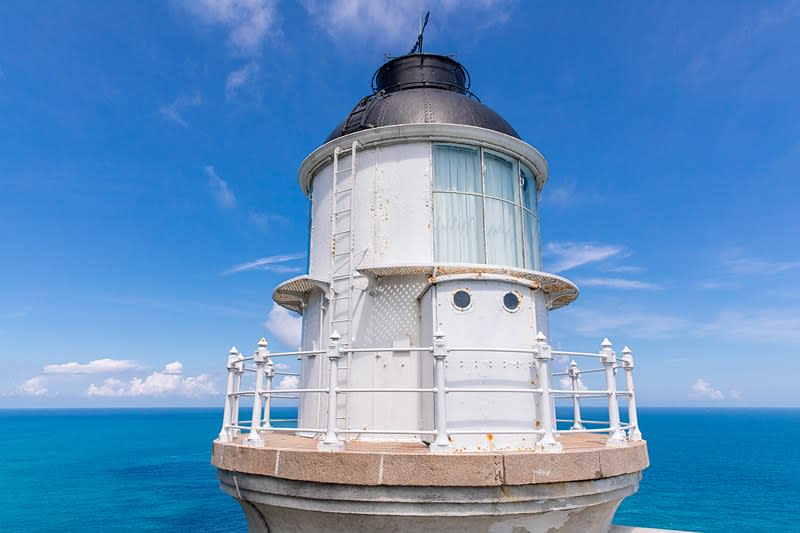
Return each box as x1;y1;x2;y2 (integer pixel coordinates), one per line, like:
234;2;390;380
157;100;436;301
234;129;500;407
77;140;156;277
409;11;430;54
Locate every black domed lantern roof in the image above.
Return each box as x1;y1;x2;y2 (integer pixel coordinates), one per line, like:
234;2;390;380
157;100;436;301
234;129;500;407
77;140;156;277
326;52;519;142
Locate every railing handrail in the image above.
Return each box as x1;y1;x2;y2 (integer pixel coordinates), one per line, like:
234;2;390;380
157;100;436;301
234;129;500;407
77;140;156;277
217;333;642;451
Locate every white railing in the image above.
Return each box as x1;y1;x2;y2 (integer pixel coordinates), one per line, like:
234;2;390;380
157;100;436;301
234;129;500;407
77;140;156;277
217;332;642;452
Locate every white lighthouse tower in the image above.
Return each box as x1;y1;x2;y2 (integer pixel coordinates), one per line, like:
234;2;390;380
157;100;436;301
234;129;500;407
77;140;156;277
213;49;650;532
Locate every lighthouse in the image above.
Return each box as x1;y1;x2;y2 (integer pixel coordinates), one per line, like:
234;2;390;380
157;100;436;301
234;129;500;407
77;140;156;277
213;49;650;532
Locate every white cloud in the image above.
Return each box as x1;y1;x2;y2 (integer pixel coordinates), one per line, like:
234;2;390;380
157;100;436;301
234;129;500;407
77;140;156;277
223;252;305;274
277;375;299;389
205;165;237;209
577;278;662;290
17;376;47;396
177;0;280;56
87;361;216;397
302;0;513;48
690;378;724;401
729;389;742;400
545;242;626;273
225;61;259;100
265;303;302;347
559;375;588;391
43;358;137;375
159;93;202;127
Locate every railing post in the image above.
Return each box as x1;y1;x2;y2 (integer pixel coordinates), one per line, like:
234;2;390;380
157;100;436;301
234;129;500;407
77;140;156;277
621;346;642;441
246;338;268;445
230;349;244;436
263;349;274;430
602;338;626;446
535;332;562;452
218;346;240;442
319;331;343;451
430;330;454;453
569;360;584;430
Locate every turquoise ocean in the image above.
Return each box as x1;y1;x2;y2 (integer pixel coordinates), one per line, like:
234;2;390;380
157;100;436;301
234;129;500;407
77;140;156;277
2;407;798;532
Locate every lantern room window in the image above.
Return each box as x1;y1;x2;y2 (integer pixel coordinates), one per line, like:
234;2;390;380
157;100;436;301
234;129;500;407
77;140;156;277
433;144;541;270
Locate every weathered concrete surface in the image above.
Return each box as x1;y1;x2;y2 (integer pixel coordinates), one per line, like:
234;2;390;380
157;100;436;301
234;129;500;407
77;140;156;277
212;432;649;486
213;433;650;532
219;468;641;533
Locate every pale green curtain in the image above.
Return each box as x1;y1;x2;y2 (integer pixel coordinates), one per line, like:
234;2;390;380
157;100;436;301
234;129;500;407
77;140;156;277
484;153;517;202
433;145;480;193
486;198;523;267
521;164;537;215
433;145;537;268
434;193;485;263
523;211;541;270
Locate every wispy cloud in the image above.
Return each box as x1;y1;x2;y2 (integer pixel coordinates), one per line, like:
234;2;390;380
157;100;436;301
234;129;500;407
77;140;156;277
87;361;216;397
545;242;626;273
205;165;237;209
264;303;302;347
159;93;202;127
17;376;47;397
561;308;689;339
302;0;514;48
690;378;724;401
223;253;305;274
225;61;259;100
683;1;800;86
43;358;137;375
697;309;800;343
7;305;32;318
577;278;662;290
723;253;800;276
542;178;603;209
176;0;280;56
248;211;289;231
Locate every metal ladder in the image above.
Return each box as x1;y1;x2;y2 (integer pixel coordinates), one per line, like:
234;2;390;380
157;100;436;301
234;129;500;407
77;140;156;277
328;141;358;429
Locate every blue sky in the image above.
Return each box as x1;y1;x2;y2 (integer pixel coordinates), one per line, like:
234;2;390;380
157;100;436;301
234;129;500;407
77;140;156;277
1;1;799;407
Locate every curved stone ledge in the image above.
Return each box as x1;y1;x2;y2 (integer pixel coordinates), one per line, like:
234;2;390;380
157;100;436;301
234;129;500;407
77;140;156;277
212;433;648;487
217;469;642;532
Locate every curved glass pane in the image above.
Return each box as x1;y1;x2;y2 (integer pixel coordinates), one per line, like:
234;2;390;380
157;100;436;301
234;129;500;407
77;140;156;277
485;198;523;267
520;164;537;215
484;153;517;203
523;210;541;270
433;145;481;193
434;192;485;263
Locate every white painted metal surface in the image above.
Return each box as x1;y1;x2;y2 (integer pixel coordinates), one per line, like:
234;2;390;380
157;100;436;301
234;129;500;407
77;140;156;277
242;121;644;452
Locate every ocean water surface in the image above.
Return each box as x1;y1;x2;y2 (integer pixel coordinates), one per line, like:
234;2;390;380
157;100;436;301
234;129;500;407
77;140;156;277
1;407;797;532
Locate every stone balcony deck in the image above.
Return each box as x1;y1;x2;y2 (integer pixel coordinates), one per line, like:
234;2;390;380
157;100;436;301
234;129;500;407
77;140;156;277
212;432;648;487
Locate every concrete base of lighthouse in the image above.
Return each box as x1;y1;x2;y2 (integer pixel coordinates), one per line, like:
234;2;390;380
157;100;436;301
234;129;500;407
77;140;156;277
213;434;649;533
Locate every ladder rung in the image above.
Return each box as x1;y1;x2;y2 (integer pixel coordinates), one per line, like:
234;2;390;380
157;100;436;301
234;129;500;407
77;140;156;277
332;296;349;301
334;209;351;216
333;230;350;236
335;167;352;174
335;187;353;193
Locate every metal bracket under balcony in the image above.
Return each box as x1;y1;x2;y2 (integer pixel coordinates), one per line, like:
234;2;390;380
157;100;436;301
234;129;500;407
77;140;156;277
272;275;329;314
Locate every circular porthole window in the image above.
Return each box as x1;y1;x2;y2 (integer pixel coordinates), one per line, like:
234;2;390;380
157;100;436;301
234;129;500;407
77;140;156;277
452;290;472;311
503;292;521;312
